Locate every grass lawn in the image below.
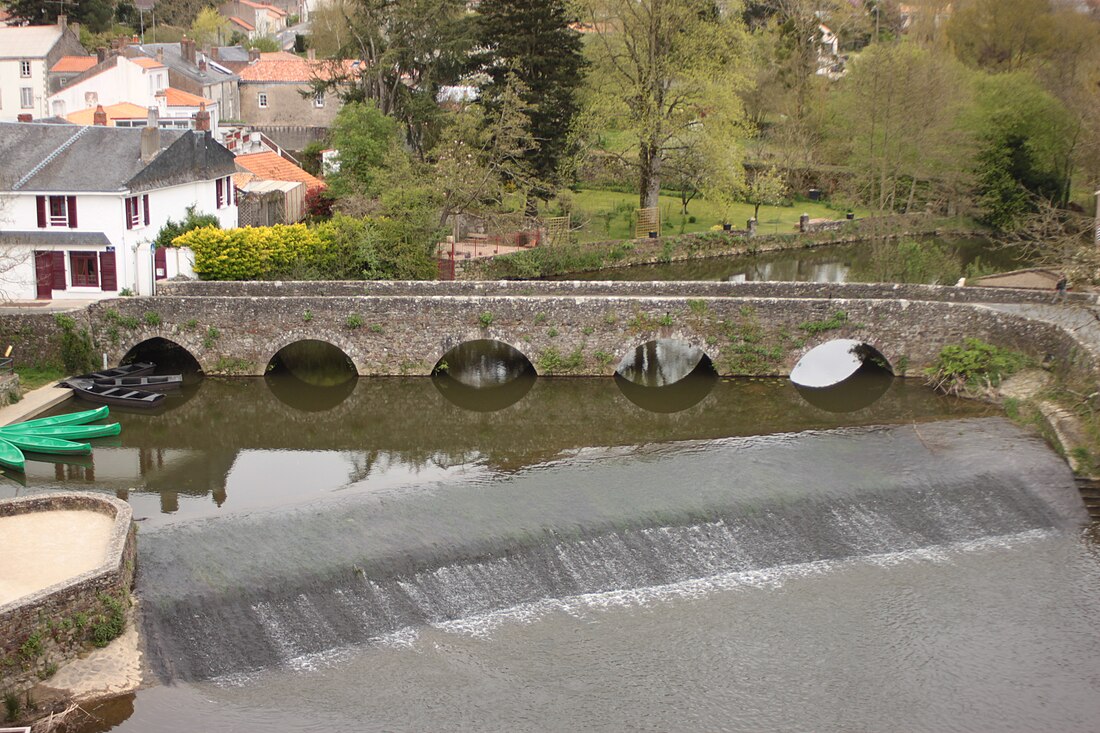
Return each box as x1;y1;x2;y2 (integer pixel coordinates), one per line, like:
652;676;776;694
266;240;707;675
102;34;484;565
15;365;65;391
569;189;866;242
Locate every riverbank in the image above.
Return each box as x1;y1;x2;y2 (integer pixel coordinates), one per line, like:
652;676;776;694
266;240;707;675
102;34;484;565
460;214;987;280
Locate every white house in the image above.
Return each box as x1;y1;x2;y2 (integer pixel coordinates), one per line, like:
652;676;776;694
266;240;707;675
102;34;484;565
46;55;221;135
0;17;86;122
0;120;237;300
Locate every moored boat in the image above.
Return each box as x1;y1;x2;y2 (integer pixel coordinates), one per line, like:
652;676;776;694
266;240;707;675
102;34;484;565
62;361;155;387
69;380;166;408
93;374;183;391
2;405;110;431
0;433;90;455
0;423;121;440
0;440;24;471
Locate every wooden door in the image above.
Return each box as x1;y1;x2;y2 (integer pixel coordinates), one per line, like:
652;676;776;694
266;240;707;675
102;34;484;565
34;251;52;299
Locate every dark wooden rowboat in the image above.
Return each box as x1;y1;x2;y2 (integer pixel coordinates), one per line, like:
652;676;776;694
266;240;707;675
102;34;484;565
93;374;183;391
64;362;156;385
68;380;166;409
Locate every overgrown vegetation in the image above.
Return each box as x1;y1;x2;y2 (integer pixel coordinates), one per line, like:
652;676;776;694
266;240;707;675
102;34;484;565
925;338;1030;397
54;314;96;375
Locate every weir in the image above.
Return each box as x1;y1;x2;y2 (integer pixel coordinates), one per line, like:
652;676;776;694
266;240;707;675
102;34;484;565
138;417;1086;682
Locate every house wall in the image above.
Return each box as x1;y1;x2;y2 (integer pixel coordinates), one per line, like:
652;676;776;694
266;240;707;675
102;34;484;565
47;57;168;118
2;181;235;300
164;71;240;122
238;81;340;127
0;27;82;121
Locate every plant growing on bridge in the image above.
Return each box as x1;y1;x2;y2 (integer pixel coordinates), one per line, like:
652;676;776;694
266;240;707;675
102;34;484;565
143;312;162;327
799;311;849;334
479;312;494;328
203;327;220;350
303;311;313;322
925;338;1029;397
54;314;96;374
537;346;584;374
346;314;364;329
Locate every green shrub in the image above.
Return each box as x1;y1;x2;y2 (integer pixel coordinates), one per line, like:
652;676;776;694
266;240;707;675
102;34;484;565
54;314;96;374
925;338;1029;396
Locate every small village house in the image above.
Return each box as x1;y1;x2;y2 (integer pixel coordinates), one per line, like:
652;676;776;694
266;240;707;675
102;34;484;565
0;17;85;122
0;119;237;300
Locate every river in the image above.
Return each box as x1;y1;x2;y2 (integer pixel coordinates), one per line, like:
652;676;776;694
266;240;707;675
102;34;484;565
2;374;1098;732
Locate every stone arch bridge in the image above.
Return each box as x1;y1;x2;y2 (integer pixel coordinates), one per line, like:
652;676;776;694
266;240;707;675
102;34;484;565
67;280;1094;381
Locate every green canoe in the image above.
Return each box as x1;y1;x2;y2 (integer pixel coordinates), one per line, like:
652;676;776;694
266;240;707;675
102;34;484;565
0;440;24;471
3;405;110;431
0;434;91;455
0;422;121;440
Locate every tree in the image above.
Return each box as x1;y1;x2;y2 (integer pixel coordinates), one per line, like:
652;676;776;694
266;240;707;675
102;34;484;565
190;7;230;47
946;0;1053;71
583;0;750;210
309;0;474;155
327;101;403;198
475;0;586;209
966;72;1074;229
2;0;112;29
744;164;787;221
827;42;974;214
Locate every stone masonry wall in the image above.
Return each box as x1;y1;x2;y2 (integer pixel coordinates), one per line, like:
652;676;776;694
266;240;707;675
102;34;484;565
75;284;1096;389
0;493;136;695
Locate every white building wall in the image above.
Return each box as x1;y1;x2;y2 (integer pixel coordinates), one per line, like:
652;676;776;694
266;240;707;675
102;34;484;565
0;179;235;300
0;57;49;121
46;58;168;117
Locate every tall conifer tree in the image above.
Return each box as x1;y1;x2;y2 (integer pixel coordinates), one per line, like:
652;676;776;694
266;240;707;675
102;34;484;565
475;0;586;206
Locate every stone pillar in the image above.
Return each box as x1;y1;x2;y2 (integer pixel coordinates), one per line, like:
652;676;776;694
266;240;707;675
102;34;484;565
748;218;757;236
799;213;809;233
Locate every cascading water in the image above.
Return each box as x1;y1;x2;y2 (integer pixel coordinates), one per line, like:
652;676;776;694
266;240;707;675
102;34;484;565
138;417;1086;683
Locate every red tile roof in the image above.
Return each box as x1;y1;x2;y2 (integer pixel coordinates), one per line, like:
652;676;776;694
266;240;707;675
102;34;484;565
131;56;165;69
235;151;324;190
163;87;213;106
228;16;255;31
239;0;288;14
65;102;149;125
51;55;98;73
238;53;358;83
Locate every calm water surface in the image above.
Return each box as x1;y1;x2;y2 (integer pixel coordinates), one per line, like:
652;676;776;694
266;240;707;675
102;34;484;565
3;375;1097;732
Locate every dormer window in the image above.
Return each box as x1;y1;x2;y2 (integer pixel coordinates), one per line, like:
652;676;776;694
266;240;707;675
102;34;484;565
20;60;31;77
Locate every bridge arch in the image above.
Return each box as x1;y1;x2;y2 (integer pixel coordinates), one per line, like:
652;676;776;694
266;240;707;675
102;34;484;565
263;329;364;377
118;334;203;373
431;338;537;412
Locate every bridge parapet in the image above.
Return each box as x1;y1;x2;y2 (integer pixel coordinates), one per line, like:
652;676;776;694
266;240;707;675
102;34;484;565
157;279;1096;307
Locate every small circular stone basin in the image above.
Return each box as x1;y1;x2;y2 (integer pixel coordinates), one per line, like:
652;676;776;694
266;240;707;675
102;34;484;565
0;510;114;605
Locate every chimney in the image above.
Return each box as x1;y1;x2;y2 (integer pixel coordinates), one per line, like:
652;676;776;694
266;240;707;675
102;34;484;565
194;102;210;132
56;14;67;31
96;47;108;63
248;47;260;63
93;104;107;126
181;36;195;65
17;114;32;122
198;55;208;72
306;48;315;61
156;46;164;63
141;108;161;163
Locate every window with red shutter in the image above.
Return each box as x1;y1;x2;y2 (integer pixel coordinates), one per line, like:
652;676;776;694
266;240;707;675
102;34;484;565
69;252;98;287
216;178;223;208
143;194;150;226
125;197;133;230
99;251;117;291
36;196;46;228
66;196;77;228
50;251;66;290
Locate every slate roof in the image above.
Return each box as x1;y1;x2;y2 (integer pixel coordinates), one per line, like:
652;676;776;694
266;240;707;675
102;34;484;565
0;26;63;58
0;122;236;193
234;151;323;189
131;44;239;85
213;46;251;63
